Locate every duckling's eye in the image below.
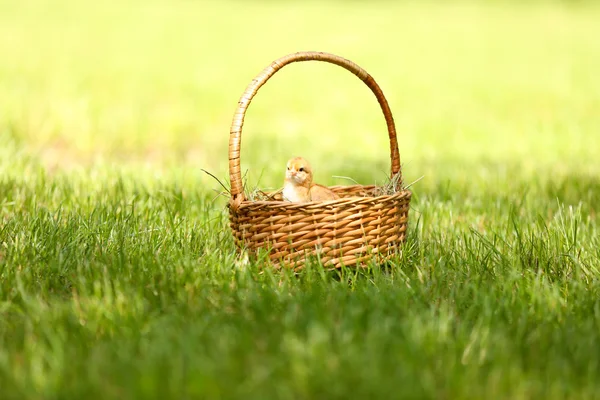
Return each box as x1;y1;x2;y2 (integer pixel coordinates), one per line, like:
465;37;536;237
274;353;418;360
287;167;289;170
299;167;304;172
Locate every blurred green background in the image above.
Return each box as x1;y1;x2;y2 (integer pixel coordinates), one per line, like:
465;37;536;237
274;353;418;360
1;0;598;192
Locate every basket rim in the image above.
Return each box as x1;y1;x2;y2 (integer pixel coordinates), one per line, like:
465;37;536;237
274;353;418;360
229;189;412;212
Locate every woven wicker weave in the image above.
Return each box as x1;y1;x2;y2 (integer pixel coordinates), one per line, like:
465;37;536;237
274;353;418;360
228;51;411;270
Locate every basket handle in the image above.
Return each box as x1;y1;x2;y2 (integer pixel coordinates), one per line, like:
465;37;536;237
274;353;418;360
229;51;401;203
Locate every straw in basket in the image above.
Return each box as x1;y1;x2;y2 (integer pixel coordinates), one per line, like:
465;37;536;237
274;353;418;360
228;51;412;270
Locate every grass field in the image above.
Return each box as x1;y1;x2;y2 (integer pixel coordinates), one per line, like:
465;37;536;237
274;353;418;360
1;0;600;398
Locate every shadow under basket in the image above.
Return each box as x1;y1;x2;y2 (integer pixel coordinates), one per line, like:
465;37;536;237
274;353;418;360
227;51;412;270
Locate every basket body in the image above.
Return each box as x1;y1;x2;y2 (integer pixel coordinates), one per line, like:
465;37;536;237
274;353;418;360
229;185;411;269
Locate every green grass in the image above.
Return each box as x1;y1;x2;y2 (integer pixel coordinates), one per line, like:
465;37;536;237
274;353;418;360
1;0;600;398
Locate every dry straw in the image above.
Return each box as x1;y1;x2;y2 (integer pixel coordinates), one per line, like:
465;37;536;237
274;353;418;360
228;51;412;270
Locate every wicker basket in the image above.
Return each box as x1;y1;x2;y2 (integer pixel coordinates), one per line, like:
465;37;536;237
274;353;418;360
228;51;411;270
